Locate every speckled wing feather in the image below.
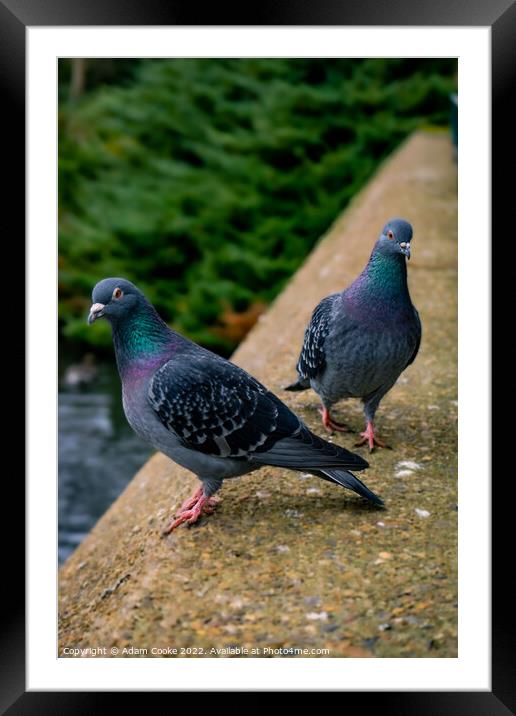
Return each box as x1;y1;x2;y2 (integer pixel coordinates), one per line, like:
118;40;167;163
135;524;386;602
148;352;299;459
296;294;338;379
148;350;368;472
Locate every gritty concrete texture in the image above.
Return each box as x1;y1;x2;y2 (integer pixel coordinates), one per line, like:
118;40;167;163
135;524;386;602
59;131;457;658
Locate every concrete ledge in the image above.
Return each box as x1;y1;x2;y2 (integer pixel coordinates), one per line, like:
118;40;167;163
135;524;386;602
59;131;457;658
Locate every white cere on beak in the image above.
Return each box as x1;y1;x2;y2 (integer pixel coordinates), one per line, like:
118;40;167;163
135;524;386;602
399;242;411;259
88;302;105;324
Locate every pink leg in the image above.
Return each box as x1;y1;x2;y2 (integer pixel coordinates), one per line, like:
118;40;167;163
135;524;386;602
354;421;391;452
319;406;351;433
164;488;220;533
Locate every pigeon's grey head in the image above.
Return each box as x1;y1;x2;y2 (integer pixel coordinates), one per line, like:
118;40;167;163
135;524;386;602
377;218;413;259
88;277;147;325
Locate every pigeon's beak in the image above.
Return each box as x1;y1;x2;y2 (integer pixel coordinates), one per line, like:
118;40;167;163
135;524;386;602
88;303;105;324
399;242;411;260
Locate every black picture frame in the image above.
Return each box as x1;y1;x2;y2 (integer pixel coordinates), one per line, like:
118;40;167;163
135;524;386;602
5;0;511;711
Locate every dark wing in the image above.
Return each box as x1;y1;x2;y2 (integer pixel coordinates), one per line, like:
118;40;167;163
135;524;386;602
296;294;337;379
149;349;369;474
148;351;300;459
404;306;422;369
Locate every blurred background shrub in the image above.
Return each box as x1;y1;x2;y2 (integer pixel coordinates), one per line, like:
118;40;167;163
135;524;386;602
59;58;457;356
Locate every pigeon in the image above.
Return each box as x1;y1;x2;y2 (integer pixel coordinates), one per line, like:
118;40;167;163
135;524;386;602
88;278;383;530
286;218;421;451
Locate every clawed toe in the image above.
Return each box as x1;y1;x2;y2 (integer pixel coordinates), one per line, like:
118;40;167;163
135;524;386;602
354;422;391;452
165;507;200;531
178;486;204;513
165;490;219;532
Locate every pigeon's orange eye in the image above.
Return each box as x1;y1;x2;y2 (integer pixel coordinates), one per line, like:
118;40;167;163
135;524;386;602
387;230;394;240
113;287;123;300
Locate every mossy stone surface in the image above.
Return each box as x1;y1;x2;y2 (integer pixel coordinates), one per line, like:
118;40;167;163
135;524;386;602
59;131;457;658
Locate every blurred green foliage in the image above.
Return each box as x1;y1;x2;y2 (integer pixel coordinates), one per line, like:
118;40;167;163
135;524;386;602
59;58;456;355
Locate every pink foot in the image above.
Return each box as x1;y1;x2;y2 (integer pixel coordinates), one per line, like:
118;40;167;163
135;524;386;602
319;406;351;433
354;422;391;452
164;489;220;533
178;486;204;512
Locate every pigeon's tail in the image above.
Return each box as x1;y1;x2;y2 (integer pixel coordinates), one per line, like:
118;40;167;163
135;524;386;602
284;377;310;392
252;426;369;472
317;468;384;507
250;425;382;506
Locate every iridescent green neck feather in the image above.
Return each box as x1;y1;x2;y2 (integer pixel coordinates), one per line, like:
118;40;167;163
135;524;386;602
345;243;411;321
364;249;408;297
111;302;176;375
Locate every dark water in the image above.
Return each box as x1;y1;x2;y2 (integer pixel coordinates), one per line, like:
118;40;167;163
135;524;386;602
58;359;152;564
